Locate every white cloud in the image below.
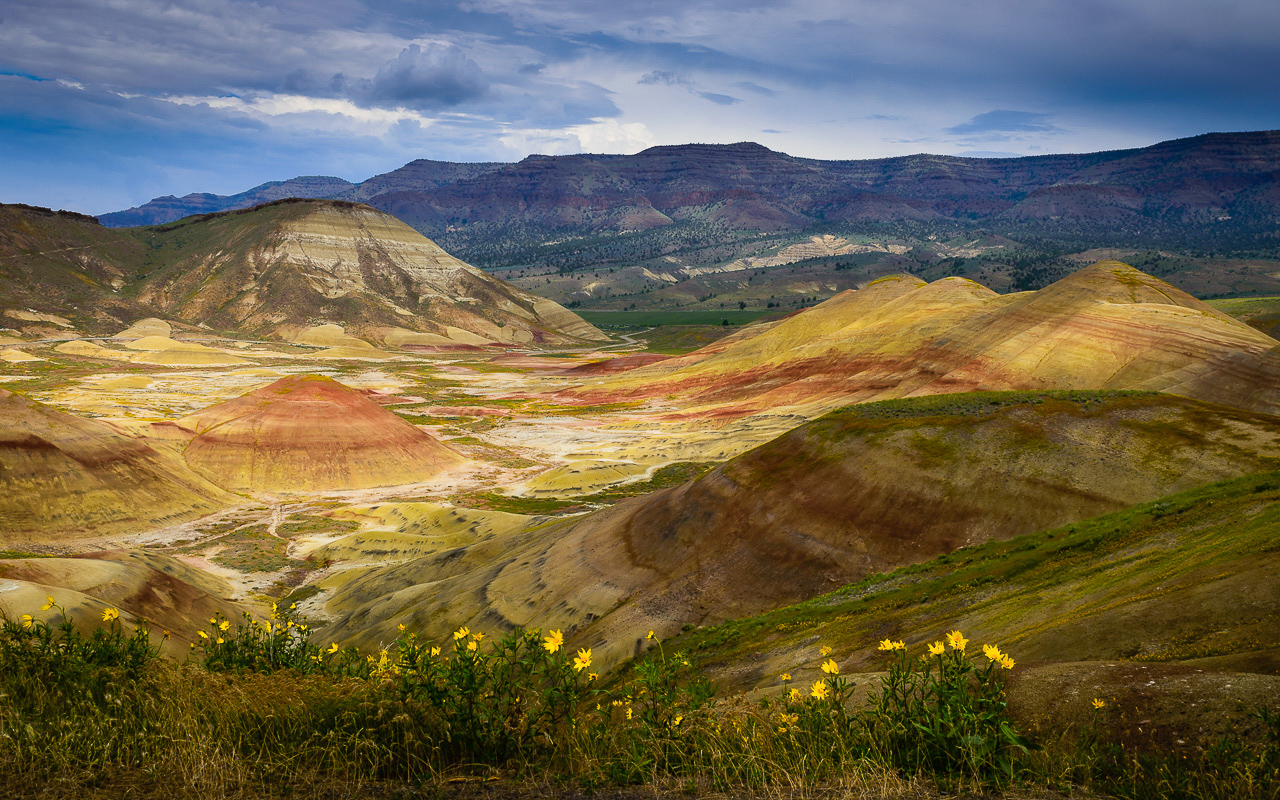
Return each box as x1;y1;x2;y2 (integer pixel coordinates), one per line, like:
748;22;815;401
160;93;436;133
498;118;657;156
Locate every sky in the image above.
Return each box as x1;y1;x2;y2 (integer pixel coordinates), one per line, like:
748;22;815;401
2;0;1278;214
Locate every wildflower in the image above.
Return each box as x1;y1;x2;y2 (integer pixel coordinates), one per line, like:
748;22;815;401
467;640;478;652
290;602;297;610
453;626;470;640
20;614;34;629
928;641;945;656
41;596;55;611
819;645;832;656
97;607;120;623
209;617;217;625
430;646;441;657
219;620;230;632
612;699;623;707
543;629;564;653
216;637;225;645
625;706;633;720
946;630;968;652
588;672;598;681
572;647;592;672
647;629;655;640
1092;698;1106;709
877;639;895;651
821;658;840;675
198;630;209;639
674;714;683;727
789;688;802;702
982;643;1005;663
1000;655;1015;670
472;631;485;641
810;679;830;700
397;623;406;632
780;673;792;682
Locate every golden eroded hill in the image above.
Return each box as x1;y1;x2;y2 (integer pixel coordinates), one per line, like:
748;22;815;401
567;262;1280;418
132;201;605;348
0;388;236;543
0;200;605;347
174;375;467;494
315;391;1280;664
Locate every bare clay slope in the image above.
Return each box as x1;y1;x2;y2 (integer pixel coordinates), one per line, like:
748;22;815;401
177;375;466;494
0;388;235;542
318;391;1280;663
133;200;605;346
567;261;1280;418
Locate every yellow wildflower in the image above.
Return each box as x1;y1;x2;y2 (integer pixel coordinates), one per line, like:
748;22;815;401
102;607;119;623
209;617;217;625
877;638;895;651
588;672;598;681
1093;698;1106;710
198;630;209;639
1000;655;1015;670
780;673;792;682
41;596;55;611
928;641;944;656
328;642;339;654
789;688;802;702
572;647;592;672
216;637;225;645
674;714;683;727
647;629;655;640
467;640;478;652
946;630;968;652
625;706;633;720
397;623;406;632
810;679;830;700
543;628;564;653
20;614;34;629
430;646;441;657
819;645;832;656
821;658;840;675
983;643;1006;663
219;620;230;632
473;631;485;641
453;626;470;640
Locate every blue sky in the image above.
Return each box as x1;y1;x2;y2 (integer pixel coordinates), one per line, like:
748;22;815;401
2;0;1278;214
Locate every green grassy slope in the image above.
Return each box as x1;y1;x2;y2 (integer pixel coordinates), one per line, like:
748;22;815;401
673;470;1280;690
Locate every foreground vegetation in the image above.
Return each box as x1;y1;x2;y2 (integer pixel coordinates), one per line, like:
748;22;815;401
1;591;1276;799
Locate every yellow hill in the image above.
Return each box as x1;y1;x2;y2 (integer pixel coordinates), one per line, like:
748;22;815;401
0;388;236;542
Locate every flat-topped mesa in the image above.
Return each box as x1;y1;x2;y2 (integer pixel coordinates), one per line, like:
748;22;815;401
0;388;235;541
178;374;466;494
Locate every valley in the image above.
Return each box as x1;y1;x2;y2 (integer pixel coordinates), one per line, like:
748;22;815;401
3;198;1280;797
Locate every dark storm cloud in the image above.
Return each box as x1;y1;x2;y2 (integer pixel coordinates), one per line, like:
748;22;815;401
365;43;489;108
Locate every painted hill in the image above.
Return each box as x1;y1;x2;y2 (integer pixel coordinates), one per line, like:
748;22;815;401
565;262;1280;418
0;200;604;345
100;131;1280;266
315;391;1280;663
131;200;605;346
674;468;1280;687
0;388;235;542
176;375;466;494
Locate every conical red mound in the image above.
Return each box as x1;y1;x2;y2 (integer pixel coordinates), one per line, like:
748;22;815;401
179;375;464;493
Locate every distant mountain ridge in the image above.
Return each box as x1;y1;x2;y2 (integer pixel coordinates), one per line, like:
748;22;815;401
99;131;1280;265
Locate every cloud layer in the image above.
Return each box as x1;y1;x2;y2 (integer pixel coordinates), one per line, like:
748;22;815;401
1;0;1277;212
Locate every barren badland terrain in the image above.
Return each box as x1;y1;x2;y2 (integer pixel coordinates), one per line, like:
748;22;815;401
3;182;1280;795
